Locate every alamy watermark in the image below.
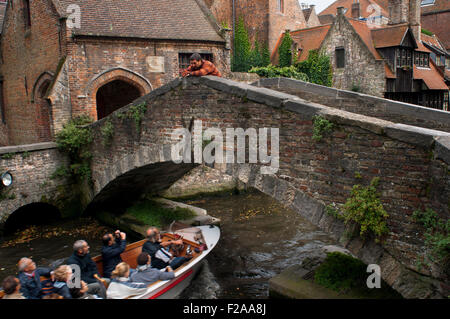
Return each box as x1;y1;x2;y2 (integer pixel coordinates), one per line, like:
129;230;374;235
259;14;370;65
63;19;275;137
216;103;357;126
366;264;381;289
170;120;279;174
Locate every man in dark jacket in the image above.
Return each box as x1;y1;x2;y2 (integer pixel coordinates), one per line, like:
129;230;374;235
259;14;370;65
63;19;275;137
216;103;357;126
66;240;108;298
142;227;190;270
17;257;53;299
101;230;127;278
130;252;174;286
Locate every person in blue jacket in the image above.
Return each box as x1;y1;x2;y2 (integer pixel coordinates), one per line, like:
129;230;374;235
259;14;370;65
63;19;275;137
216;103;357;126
17;257;54;299
52;265;73;299
101;230;127;278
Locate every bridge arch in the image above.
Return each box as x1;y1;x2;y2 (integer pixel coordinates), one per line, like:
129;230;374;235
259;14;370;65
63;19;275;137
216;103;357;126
85;68;152;121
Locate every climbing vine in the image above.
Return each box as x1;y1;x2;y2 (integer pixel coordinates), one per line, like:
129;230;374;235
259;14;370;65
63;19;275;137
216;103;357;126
312;115;334;142
101;119;115;147
116;102;147;133
412;208;450;268
54;115;93;182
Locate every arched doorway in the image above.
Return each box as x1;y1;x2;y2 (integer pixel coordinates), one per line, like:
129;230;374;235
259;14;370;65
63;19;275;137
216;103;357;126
35;79;53;141
96;80;142;120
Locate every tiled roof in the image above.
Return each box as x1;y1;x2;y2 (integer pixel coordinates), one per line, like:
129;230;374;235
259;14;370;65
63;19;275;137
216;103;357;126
0;1;7;35
371;24;410;48
385;63;396;78
319;0;388;19
287;25;332;62
348;19;383;59
421;33;448;54
52;0;224;42
413;62;449;90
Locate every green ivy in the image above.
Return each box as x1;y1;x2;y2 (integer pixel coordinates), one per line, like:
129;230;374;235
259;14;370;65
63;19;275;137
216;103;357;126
232;16;251;72
117;102;147;133
101;119;114;147
295;50;333;87
278;30;293;67
249;64;309;82
412;208;450;267
342;177;389;242
312;115;334;142
55;115;93;181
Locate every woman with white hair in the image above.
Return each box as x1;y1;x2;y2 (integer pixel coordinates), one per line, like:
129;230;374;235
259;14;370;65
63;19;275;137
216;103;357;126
106;262;147;299
52;265;73;299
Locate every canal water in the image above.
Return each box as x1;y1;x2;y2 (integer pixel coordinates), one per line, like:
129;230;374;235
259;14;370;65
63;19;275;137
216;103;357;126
0;190;336;298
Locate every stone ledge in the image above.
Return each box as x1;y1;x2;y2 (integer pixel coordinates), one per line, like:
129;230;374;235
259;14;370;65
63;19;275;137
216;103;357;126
0;142;58;155
434;136;450;164
385;123;450;148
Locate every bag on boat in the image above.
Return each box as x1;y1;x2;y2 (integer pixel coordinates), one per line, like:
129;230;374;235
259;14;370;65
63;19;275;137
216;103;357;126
155;247;172;263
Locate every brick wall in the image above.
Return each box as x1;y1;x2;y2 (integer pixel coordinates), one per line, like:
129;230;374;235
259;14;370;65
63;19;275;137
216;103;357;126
0;0;63;145
421;11;450;51
253;77;450;132
67;38;230;120
320;13;386;97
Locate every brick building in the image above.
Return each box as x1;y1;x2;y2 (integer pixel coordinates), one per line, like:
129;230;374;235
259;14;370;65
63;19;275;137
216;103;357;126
205;0;321;54
0;0;230;146
420;0;450;52
275;0;449;110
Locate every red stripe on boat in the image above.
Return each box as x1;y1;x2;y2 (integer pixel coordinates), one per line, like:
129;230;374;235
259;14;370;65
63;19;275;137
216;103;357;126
149;269;193;299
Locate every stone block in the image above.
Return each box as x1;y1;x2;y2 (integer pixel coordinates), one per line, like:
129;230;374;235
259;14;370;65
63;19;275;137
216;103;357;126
434;136;450;165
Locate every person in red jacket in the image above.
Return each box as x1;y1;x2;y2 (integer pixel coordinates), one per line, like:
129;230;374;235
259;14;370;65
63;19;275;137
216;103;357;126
181;53;221;77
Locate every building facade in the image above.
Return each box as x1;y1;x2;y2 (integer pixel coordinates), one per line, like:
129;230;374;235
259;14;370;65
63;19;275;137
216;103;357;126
0;0;230;146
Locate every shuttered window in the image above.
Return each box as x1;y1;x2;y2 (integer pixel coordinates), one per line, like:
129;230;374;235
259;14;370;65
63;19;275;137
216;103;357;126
335;47;345;68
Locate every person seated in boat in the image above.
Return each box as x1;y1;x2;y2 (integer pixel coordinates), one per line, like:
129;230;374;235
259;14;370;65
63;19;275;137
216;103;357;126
101;230;127;278
69;280;99;299
142;227;191;270
17;257;54;299
52;265;74;299
106;262;147;299
130;252;175;286
1;276;25;299
66;240;109;299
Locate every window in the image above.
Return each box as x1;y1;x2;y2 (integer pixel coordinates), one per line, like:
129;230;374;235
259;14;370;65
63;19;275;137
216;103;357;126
414;51;420;65
421;0;435;6
396;48;401;67
407;50;412;66
424;54;429;67
178;53;213;72
420;53;424;66
23;0;31;28
435;54;441;66
446;57;450;69
335;47;345;68
277;0;284;13
401;48;406;66
444;92;449;111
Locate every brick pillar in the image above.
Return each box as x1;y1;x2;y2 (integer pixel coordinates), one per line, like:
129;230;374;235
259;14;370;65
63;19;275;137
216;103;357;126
351;1;361;19
409;0;421;42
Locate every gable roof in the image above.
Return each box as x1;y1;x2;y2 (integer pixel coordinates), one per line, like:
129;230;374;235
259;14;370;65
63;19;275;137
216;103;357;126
414;61;449;90
52;0;224;42
371;24;411;48
319;0;389;19
272;24;332;63
421;33;449;55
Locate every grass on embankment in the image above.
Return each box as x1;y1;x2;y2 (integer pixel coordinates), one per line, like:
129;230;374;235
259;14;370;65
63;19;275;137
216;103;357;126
126;200;196;229
313;252;403;298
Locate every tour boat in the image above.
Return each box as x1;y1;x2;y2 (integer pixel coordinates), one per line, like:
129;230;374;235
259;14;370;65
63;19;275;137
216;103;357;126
93;224;220;299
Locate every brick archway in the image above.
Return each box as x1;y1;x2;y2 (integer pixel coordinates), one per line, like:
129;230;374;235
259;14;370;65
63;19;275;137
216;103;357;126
32;72;54;141
86;68;152;121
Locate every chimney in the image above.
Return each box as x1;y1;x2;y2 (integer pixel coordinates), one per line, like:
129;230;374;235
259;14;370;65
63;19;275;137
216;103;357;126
409;0;421;42
388;0;408;25
352;0;360;19
337;6;345;16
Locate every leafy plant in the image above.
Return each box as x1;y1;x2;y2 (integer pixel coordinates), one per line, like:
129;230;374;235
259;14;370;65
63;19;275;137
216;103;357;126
342;177;389;242
314;252;367;292
278;30;293;67
101;119;114;147
232;16;251;72
312;115;334;142
249;64;309;82
55;115;93;181
295;50;333;87
412;208;450;267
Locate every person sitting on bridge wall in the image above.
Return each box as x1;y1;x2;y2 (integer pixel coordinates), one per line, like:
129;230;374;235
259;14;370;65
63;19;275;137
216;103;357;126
142;227;190;270
101;230;127;278
66;240;109;299
106;262;147;299
181;53;222;77
130;252;174;286
1;276;25;299
17;257;54;299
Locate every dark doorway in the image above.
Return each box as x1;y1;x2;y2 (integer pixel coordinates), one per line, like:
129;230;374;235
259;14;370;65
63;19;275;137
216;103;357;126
36;80;52;141
3;203;62;235
96;80;141;120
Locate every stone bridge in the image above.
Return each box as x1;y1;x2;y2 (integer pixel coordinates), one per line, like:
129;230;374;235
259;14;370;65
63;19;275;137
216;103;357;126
0;76;449;298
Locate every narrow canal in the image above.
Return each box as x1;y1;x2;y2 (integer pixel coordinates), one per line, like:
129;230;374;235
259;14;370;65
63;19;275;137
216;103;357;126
0;190;337;298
